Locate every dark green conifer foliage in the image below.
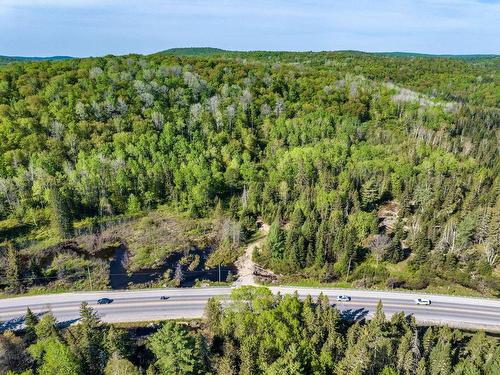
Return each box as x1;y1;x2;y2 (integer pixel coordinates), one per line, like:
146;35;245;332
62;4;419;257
49;187;74;238
74;302;107;375
266;214;284;260
5;242;21;293
24;307;39;344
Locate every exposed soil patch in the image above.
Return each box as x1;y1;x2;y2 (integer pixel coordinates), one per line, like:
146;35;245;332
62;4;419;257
234;223;278;286
377;200;399;233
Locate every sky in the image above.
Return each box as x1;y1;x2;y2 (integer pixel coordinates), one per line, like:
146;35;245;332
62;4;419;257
0;0;499;57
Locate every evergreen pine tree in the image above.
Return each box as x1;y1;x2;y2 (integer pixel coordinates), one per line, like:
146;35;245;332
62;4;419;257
104;326;132;359
104;353;140;375
204;297;223;334
49;186;74;238
34;312;59;340
429;339;452;375
76;302;107;375
266;214;284;259
149;321;201;375
315;221;326;266
361;179;379;210
25;307;39;344
5;242;22;294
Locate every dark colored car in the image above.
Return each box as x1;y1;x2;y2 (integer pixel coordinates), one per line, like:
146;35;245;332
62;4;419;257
160;296;170;300
97;298;113;305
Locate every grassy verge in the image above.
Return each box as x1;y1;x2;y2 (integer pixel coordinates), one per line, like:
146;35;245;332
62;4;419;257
111;318;203;329
273;280;489;298
0;285;110;300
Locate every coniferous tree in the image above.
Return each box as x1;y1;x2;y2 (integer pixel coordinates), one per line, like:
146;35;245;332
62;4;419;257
314;221;327;266
24;307;39;344
149;321;202;375
204;297;223;333
48;186;74;238
104;352;140;375
361;179;379;210
35;312;59;340
5;242;21;294
73;302;107;375
429;333;452;375
265;344;305;375
104;326;132;359
266;214;284;260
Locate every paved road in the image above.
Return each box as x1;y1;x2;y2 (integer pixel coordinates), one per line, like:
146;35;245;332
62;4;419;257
1;287;499;332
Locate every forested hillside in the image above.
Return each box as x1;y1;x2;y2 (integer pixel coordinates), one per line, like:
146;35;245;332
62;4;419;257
0;56;71;66
159;47;227;56
1;288;499;374
0;51;498;295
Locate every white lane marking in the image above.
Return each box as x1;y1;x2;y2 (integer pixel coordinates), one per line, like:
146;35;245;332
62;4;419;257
1;299;499;320
0;299;210;318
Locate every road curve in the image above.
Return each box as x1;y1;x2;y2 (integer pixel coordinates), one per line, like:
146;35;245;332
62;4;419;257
1;287;499;332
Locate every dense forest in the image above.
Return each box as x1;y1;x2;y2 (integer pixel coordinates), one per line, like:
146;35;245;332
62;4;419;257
1;287;498;374
0;51;498;295
0;56;71;66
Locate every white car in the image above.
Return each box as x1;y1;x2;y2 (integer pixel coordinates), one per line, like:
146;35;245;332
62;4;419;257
415;298;431;305
336;295;351;302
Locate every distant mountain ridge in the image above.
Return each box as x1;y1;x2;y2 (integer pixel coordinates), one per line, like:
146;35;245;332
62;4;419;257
0;55;72;65
372;51;499;60
157;47;227;56
2;49;498;63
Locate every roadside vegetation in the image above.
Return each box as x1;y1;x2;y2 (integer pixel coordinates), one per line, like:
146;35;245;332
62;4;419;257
0;51;498;296
1;287;499;374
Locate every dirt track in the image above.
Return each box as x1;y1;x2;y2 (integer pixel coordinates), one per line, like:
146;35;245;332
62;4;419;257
233;223;270;286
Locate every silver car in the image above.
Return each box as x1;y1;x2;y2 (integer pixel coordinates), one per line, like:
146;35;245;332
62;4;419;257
336;295;351;302
415;298;431;305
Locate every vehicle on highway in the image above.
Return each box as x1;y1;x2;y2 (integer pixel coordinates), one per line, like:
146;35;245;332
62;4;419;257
160;296;170;300
336;295;351;302
415;298;431;305
97;298;113;305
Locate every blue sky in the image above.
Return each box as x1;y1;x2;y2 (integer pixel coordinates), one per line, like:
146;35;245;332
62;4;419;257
0;0;498;57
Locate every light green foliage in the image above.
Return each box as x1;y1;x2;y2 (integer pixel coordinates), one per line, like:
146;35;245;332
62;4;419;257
265;215;284;260
264;344;304;375
34;312;58;340
0;50;498;296
3;289;499;374
204;297;223;332
29;338;80;375
211;291;500;375
104;353;140;375
148;321;203;374
230;285;273;306
126;194;141;214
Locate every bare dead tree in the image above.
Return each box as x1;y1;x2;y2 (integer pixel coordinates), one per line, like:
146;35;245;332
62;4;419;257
369;234;391;264
485;244;498;267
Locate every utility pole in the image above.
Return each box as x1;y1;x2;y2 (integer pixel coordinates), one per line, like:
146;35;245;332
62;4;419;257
87;266;93;291
218;263;221;283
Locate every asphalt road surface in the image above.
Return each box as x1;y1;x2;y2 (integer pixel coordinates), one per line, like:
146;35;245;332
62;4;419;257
1;287;499;332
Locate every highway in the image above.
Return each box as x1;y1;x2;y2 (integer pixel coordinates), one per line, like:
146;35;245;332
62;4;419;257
1;286;499;332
